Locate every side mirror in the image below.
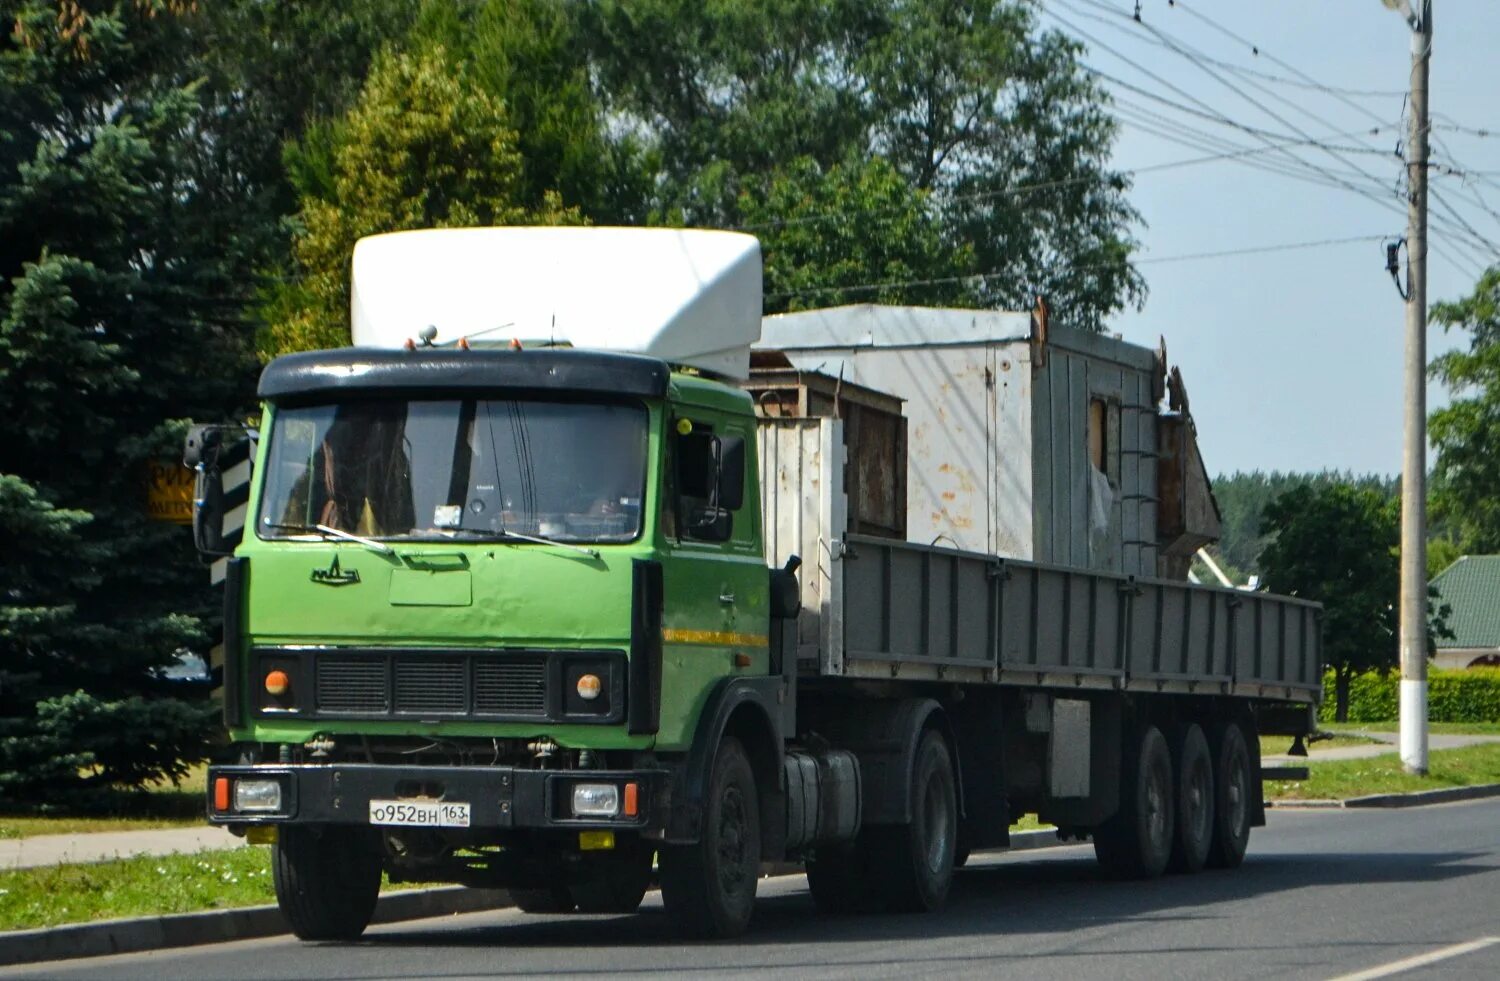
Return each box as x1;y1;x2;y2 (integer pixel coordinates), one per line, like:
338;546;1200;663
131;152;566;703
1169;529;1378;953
184;425;248;558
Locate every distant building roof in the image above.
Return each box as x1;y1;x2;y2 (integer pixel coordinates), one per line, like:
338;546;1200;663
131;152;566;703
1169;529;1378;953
1431;555;1500;650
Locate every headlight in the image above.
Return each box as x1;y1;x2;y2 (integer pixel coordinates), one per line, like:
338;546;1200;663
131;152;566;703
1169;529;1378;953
233;778;283;813
571;783;620;817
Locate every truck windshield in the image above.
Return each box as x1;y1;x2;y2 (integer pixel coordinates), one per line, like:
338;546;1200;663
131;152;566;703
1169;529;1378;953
258;398;648;544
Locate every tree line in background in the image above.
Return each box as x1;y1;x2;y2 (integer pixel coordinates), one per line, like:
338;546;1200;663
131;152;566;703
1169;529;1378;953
2;0;1498;796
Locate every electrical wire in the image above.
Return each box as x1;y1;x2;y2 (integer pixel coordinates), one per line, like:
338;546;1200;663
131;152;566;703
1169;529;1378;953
764;234;1390;301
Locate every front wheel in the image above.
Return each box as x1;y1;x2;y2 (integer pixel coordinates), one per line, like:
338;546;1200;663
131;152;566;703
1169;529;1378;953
659;737;761;938
273;826;383;941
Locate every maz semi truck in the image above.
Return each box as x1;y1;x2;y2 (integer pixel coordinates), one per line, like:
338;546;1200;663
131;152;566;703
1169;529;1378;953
189;228;1319;940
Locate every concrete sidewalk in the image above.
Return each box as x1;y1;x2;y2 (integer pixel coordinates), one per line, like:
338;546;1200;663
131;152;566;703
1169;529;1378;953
1264;730;1500;765
0;826;240;871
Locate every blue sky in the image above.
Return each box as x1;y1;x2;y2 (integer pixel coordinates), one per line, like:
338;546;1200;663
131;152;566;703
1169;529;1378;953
1036;0;1500;477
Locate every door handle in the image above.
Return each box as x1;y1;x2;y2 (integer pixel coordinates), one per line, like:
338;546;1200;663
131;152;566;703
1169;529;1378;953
719;592;736;605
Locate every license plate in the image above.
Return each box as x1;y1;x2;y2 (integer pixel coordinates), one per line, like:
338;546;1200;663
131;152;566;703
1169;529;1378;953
369;799;471;828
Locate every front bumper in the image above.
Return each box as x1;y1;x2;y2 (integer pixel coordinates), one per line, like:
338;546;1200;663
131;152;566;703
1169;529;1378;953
206;763;668;834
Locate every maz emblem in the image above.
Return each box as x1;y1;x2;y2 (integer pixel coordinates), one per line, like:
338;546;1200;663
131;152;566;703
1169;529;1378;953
310;555;360;586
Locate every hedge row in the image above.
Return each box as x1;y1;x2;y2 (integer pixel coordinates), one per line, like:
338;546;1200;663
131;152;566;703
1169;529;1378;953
1319;667;1500;723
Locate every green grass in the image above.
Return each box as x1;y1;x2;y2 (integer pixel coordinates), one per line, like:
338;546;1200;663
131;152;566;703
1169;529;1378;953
1266;741;1500;801
1008;813;1053;832
0;766;206;840
1323;721;1500;735
1258;733;1379;758
0;844;418;932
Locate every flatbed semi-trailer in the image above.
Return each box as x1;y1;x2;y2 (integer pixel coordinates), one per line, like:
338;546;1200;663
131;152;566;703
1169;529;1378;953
189;228;1320;940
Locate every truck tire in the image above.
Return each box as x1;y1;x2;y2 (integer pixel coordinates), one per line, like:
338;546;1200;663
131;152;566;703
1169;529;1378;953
1093;724;1174;879
272;826;382;941
570;841;654;914
1206;722;1253;869
510;883;576;914
870;729;957;912
1168;724;1215;873
659;737;760;938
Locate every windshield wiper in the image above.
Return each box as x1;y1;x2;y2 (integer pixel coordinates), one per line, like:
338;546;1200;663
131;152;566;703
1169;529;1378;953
263;521;394;556
496;528;600;560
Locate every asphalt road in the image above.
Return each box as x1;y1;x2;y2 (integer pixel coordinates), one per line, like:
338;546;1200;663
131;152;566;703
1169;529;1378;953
8;799;1500;981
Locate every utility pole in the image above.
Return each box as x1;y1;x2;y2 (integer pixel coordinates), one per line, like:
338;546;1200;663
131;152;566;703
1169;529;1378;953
1386;0;1432;775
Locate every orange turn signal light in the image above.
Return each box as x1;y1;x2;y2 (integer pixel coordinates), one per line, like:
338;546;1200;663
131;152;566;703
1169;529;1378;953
264;670;290;696
623;781;639;818
213;776;230;812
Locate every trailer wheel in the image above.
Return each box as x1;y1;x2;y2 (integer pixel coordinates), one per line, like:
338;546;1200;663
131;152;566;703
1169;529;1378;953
272;826;382;941
660;737;760;938
1093;724;1174;879
1168;724;1215;873
571;841;654;914
1206;722;1253;869
869;729;957;912
510;883;576;914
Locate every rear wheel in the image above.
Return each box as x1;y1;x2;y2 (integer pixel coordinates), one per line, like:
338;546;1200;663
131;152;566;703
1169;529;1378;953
660;737;760;938
1094;724;1174;879
570;841;654;914
1168;724;1215;873
869;730;957;912
1206;722;1253;869
273;826;383;941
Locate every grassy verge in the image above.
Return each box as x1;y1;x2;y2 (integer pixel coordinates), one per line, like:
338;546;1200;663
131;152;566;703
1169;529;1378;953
1266;741;1500;801
0;767;206;840
1323;721;1500;735
0;845;417;932
1258;733;1379;758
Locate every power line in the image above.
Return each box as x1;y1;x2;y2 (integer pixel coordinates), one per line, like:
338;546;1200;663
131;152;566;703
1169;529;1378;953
765;234;1389;300
1046;0;1494;274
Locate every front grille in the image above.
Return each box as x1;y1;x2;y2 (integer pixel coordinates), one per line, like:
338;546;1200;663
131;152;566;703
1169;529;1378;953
393;657;467;715
287;648;615;722
316;657;388;714
474;656;547;715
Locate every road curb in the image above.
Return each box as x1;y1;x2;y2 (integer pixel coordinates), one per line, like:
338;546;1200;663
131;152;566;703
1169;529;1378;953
0;829;1069;968
1344;782;1500;809
0;886;508;968
1267;782;1500;810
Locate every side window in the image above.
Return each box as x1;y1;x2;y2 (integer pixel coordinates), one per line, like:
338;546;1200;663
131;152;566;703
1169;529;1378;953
672;417;746;544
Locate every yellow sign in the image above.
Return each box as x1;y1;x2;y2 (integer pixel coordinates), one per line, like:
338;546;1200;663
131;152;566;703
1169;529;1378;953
145;460;195;525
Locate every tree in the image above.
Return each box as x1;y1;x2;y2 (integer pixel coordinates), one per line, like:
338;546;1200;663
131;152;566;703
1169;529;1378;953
261;43;581;356
0;1;256;801
583;0;1142;327
741;156;977;313
1430;265;1500;553
1258;484;1399;722
1258;483;1450;722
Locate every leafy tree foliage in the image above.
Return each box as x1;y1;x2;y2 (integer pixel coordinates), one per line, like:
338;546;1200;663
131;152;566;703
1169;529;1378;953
1210;470;1398;578
583;0;1142;327
261;44;581;355
1430;266;1500;554
1258;484;1401;722
1258;483;1450;722
0;1;255;801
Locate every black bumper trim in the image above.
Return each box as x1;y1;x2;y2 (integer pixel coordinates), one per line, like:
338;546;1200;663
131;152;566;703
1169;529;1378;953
206;763;666;832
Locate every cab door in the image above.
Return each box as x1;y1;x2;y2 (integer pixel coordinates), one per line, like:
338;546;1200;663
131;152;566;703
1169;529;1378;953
654;408;768;751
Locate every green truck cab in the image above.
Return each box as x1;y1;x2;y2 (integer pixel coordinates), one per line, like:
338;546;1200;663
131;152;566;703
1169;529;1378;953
201;343;793;938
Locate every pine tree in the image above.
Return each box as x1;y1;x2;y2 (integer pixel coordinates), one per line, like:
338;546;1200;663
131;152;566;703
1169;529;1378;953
0;1;256;802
